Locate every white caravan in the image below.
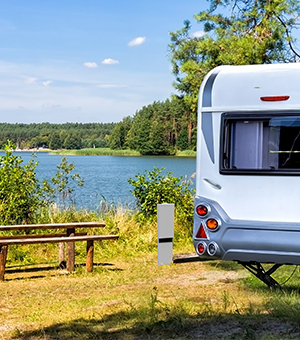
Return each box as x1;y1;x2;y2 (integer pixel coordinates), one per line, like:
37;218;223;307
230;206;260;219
193;63;300;287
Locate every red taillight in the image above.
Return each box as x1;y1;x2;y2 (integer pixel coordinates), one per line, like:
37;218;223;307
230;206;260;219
195;223;207;239
260;95;290;102
196;204;208;217
197;242;206;255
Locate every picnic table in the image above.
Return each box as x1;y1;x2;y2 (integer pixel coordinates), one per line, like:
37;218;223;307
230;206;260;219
0;222;119;281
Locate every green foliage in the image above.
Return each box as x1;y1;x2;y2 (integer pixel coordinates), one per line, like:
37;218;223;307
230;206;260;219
169;0;300;112
0;141;48;225
0;122;115;150
126;98;195;155
0;142;85;225
177;126;189;151
128;167;194;226
63;133;82;150
49;132;63;150
50;157;84;207
109;116;132;150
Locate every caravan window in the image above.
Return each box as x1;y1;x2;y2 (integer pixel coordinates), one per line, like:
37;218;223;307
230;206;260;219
221;113;300;174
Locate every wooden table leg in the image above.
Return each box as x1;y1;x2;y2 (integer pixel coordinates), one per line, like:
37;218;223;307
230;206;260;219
86;240;94;272
0;245;8;281
67;228;75;272
58;242;66;268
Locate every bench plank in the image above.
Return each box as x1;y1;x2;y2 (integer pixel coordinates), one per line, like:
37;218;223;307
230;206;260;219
0;235;119;245
0;232;88;240
0;222;105;232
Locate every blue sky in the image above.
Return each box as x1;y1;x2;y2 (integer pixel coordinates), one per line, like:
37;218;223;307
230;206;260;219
0;0;207;124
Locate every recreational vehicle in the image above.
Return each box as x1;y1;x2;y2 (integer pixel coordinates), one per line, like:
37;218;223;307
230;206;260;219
193;63;300;287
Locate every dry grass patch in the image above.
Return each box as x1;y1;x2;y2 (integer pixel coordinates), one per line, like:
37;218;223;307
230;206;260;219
3;211;300;339
3;256;298;339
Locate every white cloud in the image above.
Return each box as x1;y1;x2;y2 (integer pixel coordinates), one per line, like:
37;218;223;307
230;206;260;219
43;80;53;87
25;77;37;84
193;31;205;38
128;37;146;47
97;83;127;88
83;62;98;68
42;102;59;109
102;58;119;65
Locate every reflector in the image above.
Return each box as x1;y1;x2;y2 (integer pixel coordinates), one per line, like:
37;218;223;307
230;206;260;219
195;224;207;239
208;242;217;256
260;95;290;102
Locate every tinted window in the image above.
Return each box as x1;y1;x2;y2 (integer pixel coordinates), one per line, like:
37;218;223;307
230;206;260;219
221;114;300;174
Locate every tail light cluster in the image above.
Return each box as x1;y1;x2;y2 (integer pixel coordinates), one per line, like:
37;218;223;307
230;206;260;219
195;204;220;231
195;203;220;257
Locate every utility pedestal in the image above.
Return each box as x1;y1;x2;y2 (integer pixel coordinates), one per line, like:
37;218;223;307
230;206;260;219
157;203;174;266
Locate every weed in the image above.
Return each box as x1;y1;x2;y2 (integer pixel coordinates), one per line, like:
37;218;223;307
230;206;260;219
222;290;230;313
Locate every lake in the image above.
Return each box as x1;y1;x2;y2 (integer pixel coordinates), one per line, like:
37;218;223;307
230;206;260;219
0;152;196;209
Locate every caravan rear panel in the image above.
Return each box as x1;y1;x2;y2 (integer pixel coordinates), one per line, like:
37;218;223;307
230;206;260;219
193;64;300;265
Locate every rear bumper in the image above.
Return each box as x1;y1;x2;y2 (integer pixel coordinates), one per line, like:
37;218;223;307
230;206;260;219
193;197;300;265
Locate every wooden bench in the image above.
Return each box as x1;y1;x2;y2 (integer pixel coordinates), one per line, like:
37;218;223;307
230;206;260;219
0;222;119;281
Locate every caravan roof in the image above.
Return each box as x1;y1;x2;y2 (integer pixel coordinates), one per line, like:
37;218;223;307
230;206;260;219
200;63;300;112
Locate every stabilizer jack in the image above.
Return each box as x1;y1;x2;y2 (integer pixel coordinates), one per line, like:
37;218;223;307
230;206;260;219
238;261;282;289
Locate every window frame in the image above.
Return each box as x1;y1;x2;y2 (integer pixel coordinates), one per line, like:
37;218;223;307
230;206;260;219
220;111;300;176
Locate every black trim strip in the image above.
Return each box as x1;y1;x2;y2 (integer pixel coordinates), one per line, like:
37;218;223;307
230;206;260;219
202;112;214;163
202;69;220;107
220;169;300;176
158;238;173;243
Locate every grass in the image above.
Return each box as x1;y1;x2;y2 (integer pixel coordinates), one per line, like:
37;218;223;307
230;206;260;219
2;209;300;339
50;148;196;157
176;150;196;157
50;148;141;156
3;257;300;339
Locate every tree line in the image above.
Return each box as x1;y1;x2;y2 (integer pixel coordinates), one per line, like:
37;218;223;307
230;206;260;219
0;122;115;150
108;98;196;155
0;98;196;154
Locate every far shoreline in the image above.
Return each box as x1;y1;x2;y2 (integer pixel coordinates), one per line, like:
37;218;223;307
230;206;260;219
1;148;196;157
50;148;196;157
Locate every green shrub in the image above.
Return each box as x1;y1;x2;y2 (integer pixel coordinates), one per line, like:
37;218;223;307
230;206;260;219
0;142;84;225
0;141;48;225
50;156;84;207
128;167;195;226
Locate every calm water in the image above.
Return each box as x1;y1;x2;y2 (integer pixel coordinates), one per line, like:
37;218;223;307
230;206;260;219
1;152;196;209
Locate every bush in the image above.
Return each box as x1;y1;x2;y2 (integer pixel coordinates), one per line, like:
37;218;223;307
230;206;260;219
0;142;84;225
0;141;48;225
128;167;195;225
50;157;84;207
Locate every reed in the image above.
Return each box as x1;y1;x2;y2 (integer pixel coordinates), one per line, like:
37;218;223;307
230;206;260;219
50;148;196;157
50;148;140;156
176;150;196;157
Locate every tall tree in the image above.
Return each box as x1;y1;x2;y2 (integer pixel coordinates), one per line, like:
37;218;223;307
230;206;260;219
49;132;63;150
109;116;132;150
64;134;82;150
169;0;300;113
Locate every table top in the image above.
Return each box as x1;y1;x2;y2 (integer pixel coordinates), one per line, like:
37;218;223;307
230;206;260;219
0;222;105;232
